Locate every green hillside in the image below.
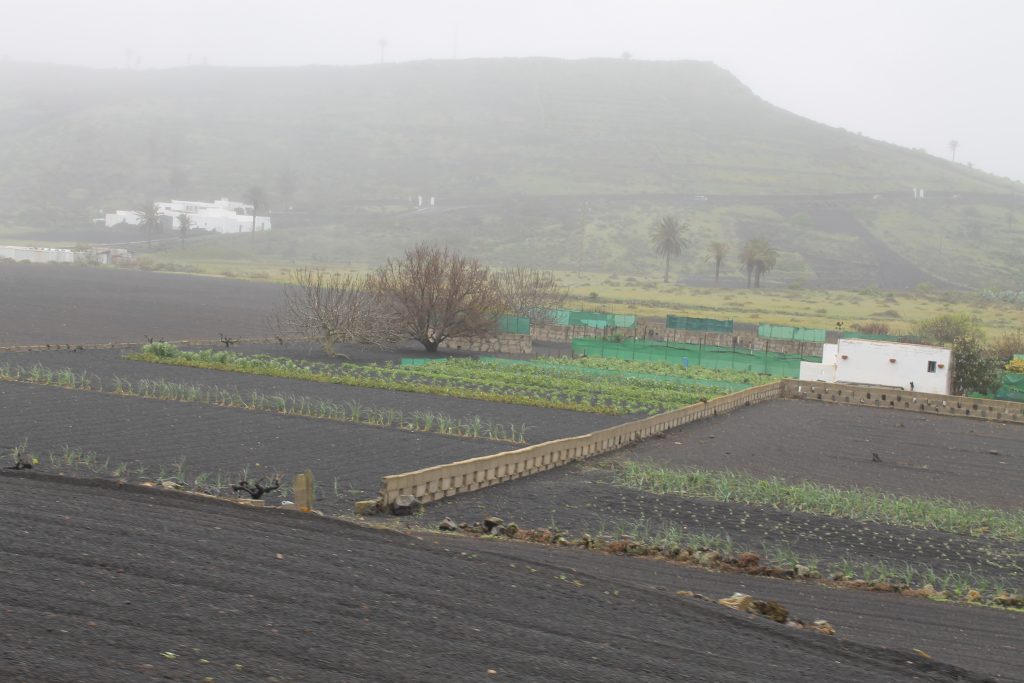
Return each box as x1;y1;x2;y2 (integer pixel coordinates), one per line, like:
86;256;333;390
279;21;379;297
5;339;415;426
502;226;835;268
1;58;1022;289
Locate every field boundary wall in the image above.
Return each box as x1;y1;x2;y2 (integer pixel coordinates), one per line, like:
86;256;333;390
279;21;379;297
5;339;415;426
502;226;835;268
439;333;532;355
781;379;1024;423
376;382;783;509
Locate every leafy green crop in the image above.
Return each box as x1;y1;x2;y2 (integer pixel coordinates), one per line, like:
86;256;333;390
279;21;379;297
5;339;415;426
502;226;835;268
129;344;758;415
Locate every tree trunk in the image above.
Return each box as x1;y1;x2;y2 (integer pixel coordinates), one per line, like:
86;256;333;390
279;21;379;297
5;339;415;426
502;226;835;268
746;267;752;289
422;338;441;352
714;260;721;286
754;267;762;288
663;254;670;283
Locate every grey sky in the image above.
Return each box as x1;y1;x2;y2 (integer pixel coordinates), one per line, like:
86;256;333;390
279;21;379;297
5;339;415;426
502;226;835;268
4;0;1022;182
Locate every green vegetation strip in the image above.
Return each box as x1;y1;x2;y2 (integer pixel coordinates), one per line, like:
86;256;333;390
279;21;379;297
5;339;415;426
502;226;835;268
128;343;753;415
582;518;1019;603
0;362;525;443
615;462;1024;541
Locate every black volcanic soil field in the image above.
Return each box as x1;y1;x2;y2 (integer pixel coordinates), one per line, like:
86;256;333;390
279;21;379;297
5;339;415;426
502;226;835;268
1;264;1022;681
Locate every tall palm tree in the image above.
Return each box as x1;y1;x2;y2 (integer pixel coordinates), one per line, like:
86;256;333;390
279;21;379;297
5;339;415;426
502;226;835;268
706;241;730;286
134;202;161;248
244;186;268;241
650;215;688;283
177;212;193;248
739;238;778;288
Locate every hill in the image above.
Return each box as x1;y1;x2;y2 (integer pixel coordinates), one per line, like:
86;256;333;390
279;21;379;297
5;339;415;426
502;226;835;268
1;58;1022;289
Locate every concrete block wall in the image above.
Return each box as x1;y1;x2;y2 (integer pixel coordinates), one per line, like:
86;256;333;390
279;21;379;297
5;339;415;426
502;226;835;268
440;333;532;354
377;382;783;508
782;380;1024;423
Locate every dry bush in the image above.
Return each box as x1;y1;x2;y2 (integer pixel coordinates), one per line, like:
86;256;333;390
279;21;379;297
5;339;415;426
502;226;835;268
493;267;567;326
270;268;402;356
851;321;893;335
988;330;1024;362
370;244;502;352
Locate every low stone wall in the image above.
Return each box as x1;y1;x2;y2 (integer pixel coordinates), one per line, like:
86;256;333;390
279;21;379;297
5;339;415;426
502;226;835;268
375;382;783;509
782;379;1024;423
439;333;532;355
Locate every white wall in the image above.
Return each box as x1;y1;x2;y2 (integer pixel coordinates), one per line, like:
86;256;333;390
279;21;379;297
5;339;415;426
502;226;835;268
0;245;76;264
834;339;951;393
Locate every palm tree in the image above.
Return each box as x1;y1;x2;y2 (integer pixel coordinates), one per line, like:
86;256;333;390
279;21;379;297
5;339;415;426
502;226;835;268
244;185;268;241
134;202;161;248
706;241;730;286
650;215;688;283
177;212;193;248
948;139;959;162
739;238;778;288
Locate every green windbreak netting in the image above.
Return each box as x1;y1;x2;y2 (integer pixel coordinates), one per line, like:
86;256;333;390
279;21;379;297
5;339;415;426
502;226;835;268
995;373;1024;402
758;324;827;343
666;315;734;333
571;338;815;377
498;315;531;335
478;357;753;393
546;309;635;329
400;358;446;366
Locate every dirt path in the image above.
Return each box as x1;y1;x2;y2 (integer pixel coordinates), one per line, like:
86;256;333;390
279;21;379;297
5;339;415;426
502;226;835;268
1;474;1016;682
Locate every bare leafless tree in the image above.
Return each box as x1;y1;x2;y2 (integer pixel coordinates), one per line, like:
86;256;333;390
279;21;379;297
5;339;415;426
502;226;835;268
370;244;501;352
493;267;567;326
270;268;402;356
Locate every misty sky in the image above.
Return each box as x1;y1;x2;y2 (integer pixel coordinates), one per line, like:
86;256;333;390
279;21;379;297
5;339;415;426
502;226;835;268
4;0;1023;183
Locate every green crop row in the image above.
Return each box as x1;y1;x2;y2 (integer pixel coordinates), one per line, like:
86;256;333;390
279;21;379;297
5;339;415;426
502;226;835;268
614;461;1024;541
0;361;526;443
129;344;744;415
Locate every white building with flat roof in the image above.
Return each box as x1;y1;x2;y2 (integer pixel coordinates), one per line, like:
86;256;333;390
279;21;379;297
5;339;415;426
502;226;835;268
799;338;952;394
105;197;271;235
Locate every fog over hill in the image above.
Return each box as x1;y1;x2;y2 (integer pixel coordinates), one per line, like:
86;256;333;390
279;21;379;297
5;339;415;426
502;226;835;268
1;59;1022;289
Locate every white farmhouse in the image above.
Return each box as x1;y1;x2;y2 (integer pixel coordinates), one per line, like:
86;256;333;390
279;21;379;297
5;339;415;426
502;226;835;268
105;197;271;235
799;338;952;394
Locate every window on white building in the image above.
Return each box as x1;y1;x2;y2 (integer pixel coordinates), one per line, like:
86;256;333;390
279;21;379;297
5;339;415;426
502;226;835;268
927;361;937;373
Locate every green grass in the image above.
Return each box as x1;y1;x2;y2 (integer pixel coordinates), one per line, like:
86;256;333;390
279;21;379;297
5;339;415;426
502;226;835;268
127;343;748;415
614;462;1024;541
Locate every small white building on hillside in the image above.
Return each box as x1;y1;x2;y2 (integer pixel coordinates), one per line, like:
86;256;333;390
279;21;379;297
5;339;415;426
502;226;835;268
799;338;952;394
105;198;271;235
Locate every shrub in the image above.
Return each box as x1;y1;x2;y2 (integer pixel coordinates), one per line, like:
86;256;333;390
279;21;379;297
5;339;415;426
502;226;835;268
141;341;180;358
852;321;892;335
989;330;1024;362
914;313;980;345
952;335;1001;395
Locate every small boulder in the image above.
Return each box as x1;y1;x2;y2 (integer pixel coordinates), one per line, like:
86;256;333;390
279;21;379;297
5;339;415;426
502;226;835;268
438;517;458;532
354;499;379;516
810;619;836;636
482;516;504;532
718;593;755;613
390;494;422;516
735;552;760;569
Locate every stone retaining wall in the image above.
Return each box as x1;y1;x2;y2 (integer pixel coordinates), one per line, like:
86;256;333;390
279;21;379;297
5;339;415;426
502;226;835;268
439;333;532;355
781;379;1024;423
376;382;783;509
